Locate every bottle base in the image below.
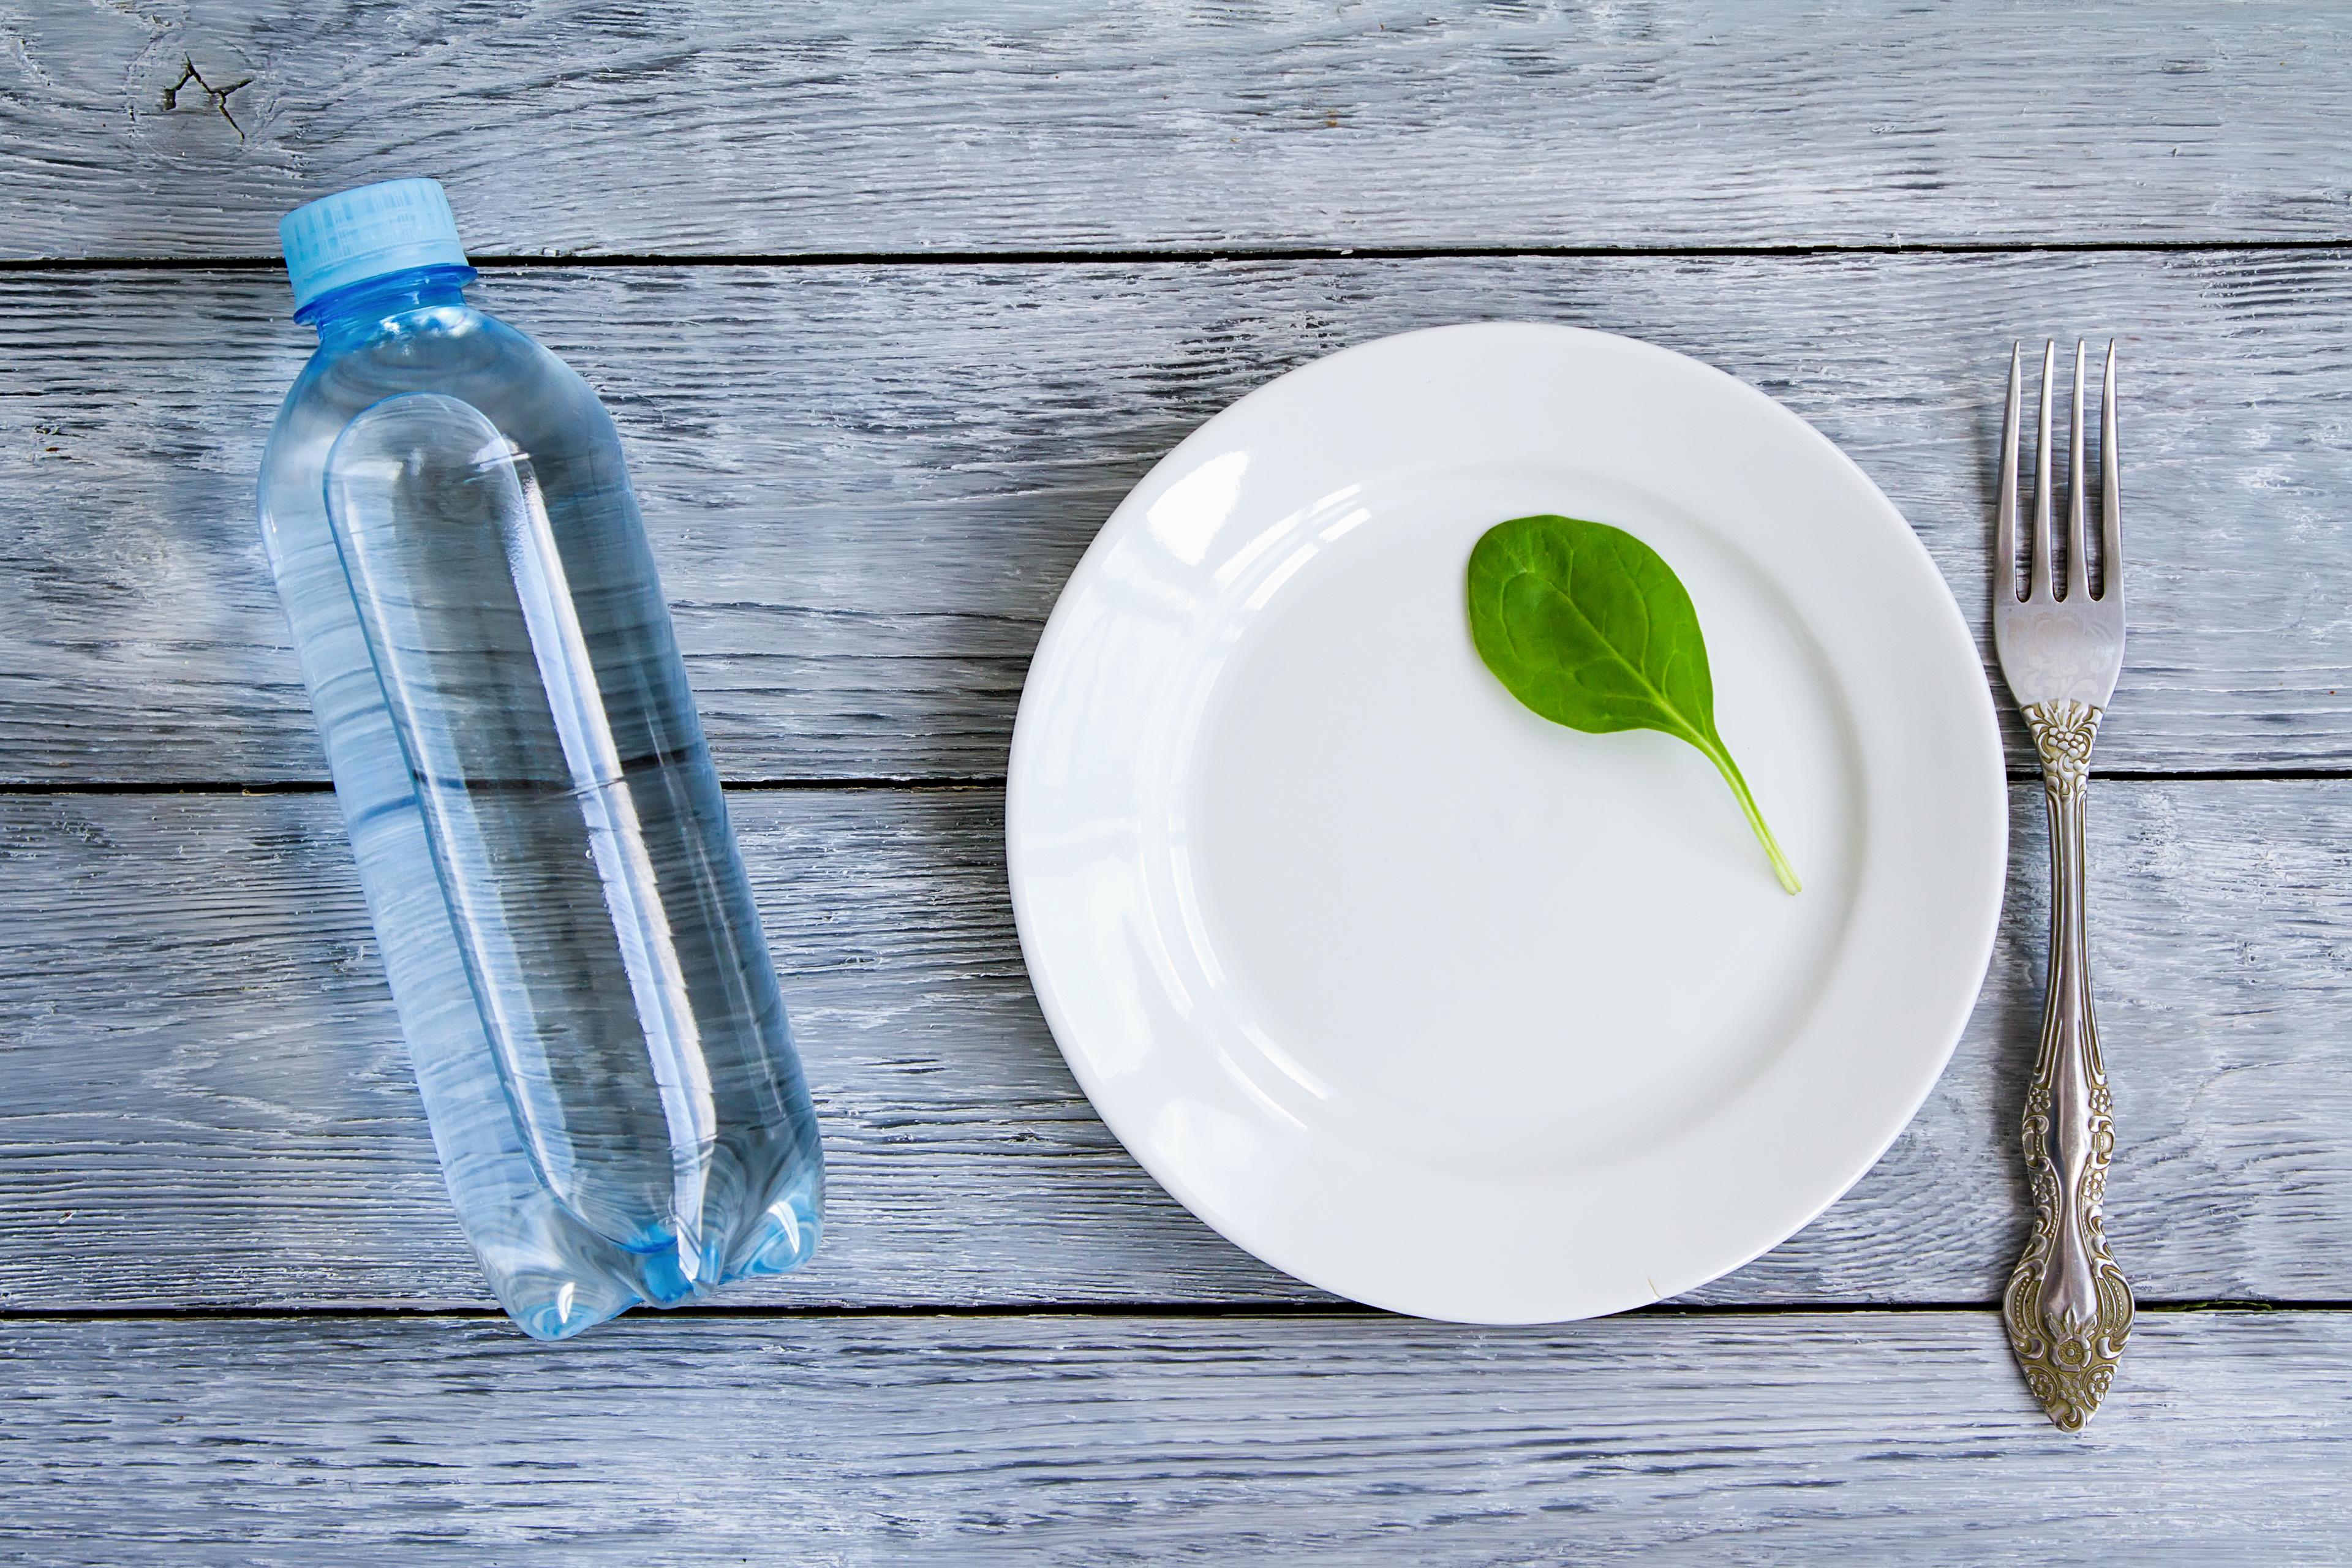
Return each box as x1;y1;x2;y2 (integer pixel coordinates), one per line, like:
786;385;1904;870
493;1169;824;1341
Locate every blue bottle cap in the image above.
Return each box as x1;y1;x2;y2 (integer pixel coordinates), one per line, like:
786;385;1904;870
278;178;470;314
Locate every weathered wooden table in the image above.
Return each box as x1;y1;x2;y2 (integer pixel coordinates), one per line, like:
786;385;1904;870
5;4;2350;1560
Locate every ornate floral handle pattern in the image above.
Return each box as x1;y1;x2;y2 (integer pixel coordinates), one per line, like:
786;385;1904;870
2003;698;2135;1431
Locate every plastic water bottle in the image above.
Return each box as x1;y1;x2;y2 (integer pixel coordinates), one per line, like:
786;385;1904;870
257;179;823;1338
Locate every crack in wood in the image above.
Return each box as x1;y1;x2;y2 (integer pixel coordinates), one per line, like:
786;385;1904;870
157;58;252;141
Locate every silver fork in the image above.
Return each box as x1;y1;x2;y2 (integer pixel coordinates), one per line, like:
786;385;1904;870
1992;340;2132;1431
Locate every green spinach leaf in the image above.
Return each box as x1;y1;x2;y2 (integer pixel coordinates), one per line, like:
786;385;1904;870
1466;514;1800;894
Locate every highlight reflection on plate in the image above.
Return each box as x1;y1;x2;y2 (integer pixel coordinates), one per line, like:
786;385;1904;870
1008;324;2003;1322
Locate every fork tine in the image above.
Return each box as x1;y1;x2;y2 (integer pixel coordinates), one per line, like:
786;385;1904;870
1998;342;2021;603
2100;341;2122;602
2031;340;2056;601
2067;340;2089;601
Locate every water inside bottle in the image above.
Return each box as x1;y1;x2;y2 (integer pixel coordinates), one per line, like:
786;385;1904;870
325;393;720;1272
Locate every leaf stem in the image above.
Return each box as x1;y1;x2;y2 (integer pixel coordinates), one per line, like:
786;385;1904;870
1701;742;1801;895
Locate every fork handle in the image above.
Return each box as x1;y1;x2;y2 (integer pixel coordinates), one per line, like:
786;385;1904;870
2003;699;2135;1430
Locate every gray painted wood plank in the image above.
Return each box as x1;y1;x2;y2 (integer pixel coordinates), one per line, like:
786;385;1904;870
5;2;2351;258
1;780;2345;1311
2;1311;2345;1564
4;249;2351;783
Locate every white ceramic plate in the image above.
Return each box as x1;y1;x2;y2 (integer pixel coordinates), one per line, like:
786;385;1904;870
1006;323;2004;1322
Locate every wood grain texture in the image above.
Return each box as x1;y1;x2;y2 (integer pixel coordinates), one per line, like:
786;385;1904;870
4;2;2351;258
7;0;2346;1535
2;780;2345;1312
4;249;2351;783
2;1311;2346;1564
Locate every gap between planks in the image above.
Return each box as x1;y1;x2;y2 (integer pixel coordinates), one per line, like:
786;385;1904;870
4;238;2352;276
2;1300;2343;1325
0;771;2344;796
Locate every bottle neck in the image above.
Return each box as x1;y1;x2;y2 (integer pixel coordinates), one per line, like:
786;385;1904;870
300;263;479;347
